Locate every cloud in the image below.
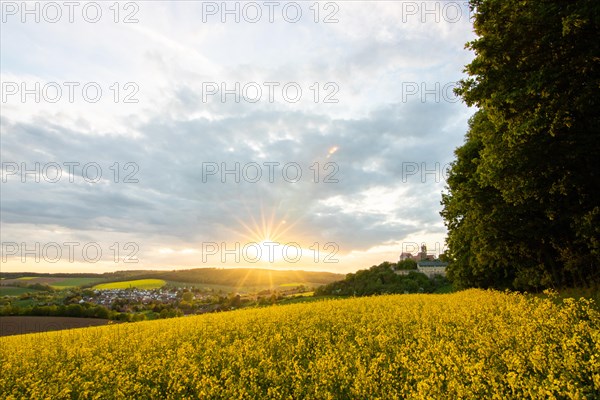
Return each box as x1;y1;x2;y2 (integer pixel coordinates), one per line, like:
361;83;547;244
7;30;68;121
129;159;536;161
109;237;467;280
0;1;475;272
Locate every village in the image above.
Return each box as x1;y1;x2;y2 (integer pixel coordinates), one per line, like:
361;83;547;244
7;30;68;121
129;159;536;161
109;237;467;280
82;288;182;307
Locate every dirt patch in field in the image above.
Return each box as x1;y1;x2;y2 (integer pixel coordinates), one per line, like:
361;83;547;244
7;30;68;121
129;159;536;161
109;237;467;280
0;277;62;286
0;316;112;336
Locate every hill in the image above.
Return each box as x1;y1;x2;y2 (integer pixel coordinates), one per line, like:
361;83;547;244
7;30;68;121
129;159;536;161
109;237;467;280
0;268;343;292
316;261;451;296
1;290;597;398
149;268;342;289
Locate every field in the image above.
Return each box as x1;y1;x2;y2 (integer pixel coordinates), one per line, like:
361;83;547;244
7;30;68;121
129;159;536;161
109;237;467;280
93;279;167;290
49;278;105;289
0;286;40;297
1;289;598;399
0;317;111;337
1;277;104;289
278;282;314;288
1;277;62;286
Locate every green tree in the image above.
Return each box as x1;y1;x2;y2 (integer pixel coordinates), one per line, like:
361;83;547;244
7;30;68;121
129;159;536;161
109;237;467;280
65;304;84;317
442;0;600;289
396;259;418;270
315;261;444;296
182;291;194;303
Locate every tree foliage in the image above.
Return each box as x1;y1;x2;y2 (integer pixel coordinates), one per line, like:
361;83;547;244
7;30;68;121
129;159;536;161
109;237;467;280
396;259;418;270
315;262;448;296
442;0;600;289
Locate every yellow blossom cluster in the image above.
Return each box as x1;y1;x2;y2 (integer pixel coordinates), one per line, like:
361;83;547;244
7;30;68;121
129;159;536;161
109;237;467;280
1;289;598;399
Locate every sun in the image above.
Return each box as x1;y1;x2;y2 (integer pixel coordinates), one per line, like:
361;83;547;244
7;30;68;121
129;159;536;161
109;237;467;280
239;238;280;263
215;200;310;266
235;208;295;244
257;238;279;263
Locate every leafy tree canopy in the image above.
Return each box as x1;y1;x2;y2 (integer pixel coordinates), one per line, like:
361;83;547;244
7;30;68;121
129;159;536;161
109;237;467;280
442;0;599;290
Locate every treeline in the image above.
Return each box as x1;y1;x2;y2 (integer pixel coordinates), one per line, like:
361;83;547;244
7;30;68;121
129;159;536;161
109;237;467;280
0;272;99;280
0;303;181;321
20;283;56;292
441;0;599;290
315;262;449;296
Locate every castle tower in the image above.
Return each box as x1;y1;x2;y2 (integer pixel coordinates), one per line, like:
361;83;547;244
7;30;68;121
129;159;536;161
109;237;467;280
419;244;427;261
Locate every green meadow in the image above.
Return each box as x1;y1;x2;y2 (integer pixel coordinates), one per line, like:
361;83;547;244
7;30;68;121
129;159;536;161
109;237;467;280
50;278;104;289
0;287;39;296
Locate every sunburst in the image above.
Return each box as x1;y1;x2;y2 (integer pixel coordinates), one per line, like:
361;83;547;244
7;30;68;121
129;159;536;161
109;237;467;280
207;145;340;267
224;201;303;264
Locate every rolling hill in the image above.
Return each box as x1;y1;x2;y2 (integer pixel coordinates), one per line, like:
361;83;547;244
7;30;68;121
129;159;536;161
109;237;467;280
0;268;344;292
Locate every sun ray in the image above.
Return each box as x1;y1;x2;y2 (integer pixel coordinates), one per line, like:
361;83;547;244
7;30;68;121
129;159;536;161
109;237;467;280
235;267;255;293
203;182;327;265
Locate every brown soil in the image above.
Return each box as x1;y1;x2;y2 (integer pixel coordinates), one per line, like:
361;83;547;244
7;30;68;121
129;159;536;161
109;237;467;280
0;316;111;337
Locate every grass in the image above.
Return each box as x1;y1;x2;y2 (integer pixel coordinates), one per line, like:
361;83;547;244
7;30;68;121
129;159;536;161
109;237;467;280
433;282;457;294
0;287;39;296
50;278;104;289
11;299;38;307
16;277;37;281
277;294;342;305
93;279;167;290
532;286;600;310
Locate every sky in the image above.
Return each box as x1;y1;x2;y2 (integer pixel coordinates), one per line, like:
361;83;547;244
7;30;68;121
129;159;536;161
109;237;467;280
0;1;476;274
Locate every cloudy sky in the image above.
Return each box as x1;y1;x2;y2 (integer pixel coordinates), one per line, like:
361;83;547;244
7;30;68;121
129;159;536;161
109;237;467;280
1;1;475;273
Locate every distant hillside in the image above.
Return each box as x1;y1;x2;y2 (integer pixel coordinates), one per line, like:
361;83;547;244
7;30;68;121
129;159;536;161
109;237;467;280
1;268;343;289
0;272;100;280
150;268;342;287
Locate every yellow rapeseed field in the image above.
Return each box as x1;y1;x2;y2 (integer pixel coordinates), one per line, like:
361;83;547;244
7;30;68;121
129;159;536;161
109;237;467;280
1;289;598;399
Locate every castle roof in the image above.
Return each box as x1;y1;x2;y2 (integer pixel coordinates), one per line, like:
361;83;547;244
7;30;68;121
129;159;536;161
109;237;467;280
417;260;448;268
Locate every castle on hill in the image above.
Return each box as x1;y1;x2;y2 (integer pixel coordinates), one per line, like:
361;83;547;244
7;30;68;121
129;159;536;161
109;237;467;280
398;244;448;277
399;244;436;262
